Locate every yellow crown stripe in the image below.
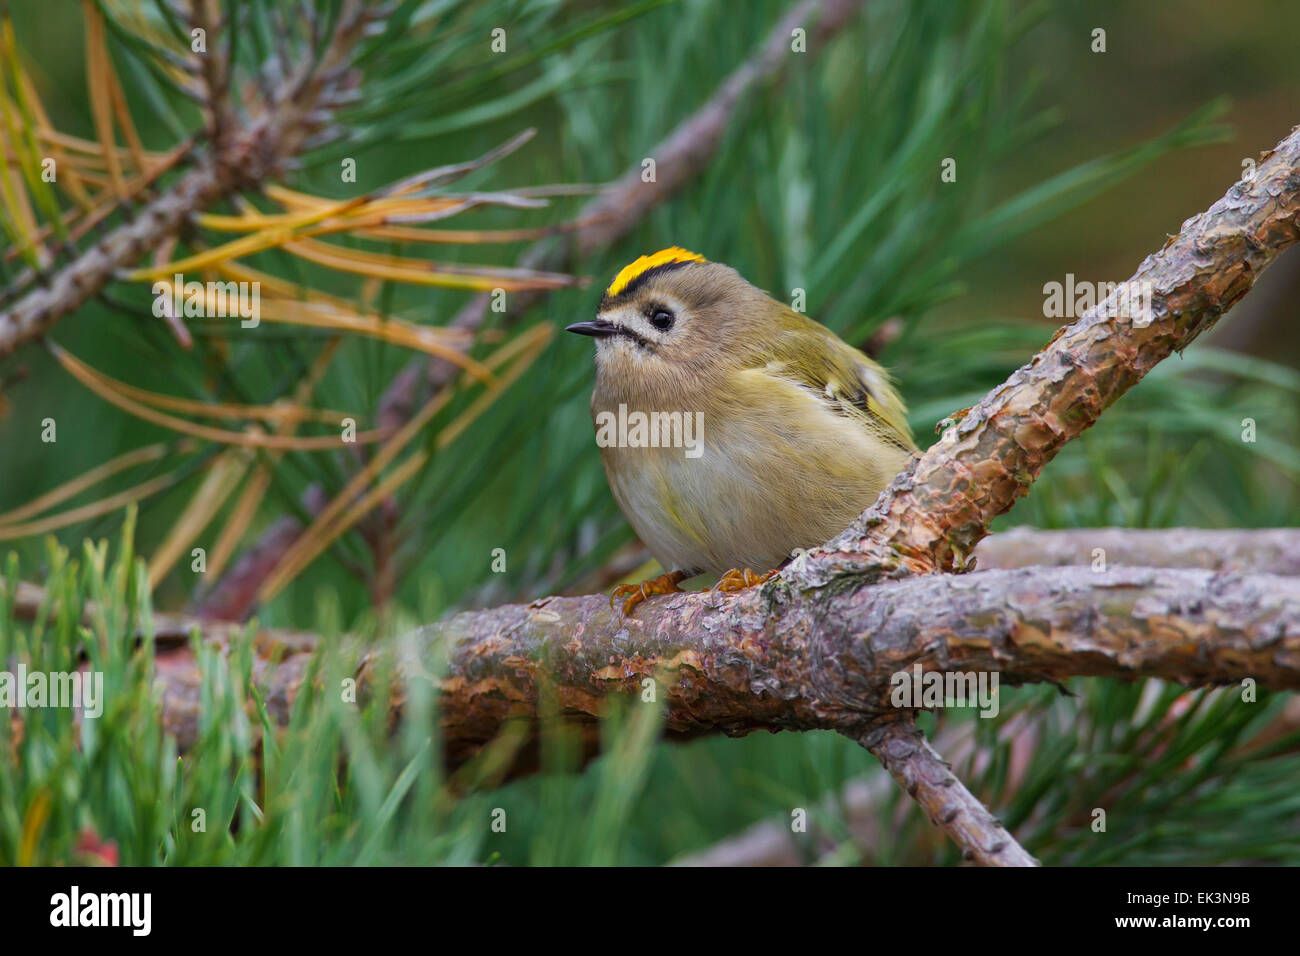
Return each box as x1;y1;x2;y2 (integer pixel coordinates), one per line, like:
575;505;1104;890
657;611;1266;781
605;247;705;297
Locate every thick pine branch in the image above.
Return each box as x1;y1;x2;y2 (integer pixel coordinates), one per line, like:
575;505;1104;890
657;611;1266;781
387;566;1300;764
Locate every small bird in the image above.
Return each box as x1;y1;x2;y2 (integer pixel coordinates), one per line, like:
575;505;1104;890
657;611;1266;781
567;247;915;613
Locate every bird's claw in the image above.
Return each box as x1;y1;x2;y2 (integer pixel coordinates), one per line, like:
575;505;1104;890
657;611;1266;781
710;567;777;603
611;570;688;616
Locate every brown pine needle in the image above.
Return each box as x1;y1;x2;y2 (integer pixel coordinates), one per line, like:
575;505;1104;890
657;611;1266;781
125;198;372;279
255;323;553;604
435;323;551;448
214;259;386;312
255;297;496;383
36;128;158;163
75;359;352;425
150;266;494;383
197;196;465;231
56;168;112;187
261;382;458;596
83;1;126;200
261;186;555;229
352;219;594;245
280;237;577;291
147;448;251;589
51;343;390;450
45;321;350;423
148;198;574;292
142;210;574;293
0;440;191;526
102;25;147;176
205;462;271;582
256;450;428;604
207;338;346;580
0;471;179;541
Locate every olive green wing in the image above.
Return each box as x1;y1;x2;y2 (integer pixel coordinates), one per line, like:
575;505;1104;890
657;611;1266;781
762;312;916;452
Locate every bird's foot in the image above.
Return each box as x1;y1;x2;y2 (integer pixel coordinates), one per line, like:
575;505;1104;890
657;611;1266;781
611;569;690;616
711;567;778;601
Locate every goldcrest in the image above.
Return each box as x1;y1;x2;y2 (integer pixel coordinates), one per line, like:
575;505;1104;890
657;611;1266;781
567;247;915;612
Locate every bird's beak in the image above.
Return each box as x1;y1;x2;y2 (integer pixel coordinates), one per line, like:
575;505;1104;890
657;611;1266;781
565;319;619;338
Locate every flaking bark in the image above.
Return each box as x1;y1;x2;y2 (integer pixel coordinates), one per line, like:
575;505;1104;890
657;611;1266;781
858;718;1040;867
814;125;1300;582
392;566;1300;768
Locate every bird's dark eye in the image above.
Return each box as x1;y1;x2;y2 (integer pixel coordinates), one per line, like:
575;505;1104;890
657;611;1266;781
650;309;675;331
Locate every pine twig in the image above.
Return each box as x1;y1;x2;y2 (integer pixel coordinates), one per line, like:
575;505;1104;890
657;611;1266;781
972;527;1300;575
856;717;1039;867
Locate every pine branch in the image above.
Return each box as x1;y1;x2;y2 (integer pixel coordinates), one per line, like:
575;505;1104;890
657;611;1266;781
674;712;1036;866
390;566;1299;755
972;527;1300;574
810;126;1300;583
0;0;377;357
857;717;1039;867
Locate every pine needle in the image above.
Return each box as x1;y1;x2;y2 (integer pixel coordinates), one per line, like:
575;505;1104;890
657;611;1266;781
146;448;251;589
0;471;179;540
83;0;127;199
50;343;390;450
255;324;551;604
0;440;189;526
